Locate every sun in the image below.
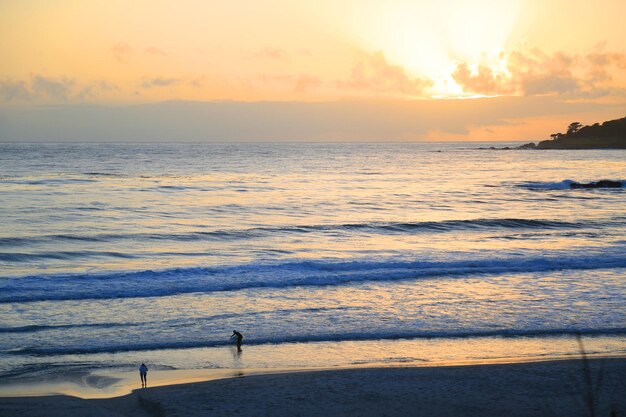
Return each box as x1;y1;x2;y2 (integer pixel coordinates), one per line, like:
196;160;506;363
346;0;522;97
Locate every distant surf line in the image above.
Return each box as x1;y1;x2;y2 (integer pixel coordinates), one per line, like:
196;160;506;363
1;217;619;249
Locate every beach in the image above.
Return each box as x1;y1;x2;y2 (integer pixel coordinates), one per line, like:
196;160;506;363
2;358;625;417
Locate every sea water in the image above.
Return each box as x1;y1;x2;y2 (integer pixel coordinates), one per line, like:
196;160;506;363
0;142;625;389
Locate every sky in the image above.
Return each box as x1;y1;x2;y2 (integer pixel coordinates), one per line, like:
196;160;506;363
1;0;625;141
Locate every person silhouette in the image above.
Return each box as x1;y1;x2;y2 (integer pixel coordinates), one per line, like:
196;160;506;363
139;363;148;388
231;330;243;352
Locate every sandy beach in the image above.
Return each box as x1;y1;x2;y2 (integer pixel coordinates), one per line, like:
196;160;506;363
2;358;625;417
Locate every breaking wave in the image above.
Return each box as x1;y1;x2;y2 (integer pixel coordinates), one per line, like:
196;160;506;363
8;327;626;356
2;249;625;303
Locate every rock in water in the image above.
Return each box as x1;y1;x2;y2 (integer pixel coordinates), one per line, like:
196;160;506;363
570;180;623;189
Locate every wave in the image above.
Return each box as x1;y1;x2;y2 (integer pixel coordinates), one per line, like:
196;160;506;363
517;179;625;190
0;172;128;184
0;322;129;334
0;178;98;185
0;306;353;334
7;327;626;356
82;172;127;177
0;250;136;262
0;217;604;248
2;249;625;303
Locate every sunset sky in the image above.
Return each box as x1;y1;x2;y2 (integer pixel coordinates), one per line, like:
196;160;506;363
1;0;625;141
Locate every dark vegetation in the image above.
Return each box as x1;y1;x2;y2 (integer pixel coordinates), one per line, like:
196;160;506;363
517;116;626;149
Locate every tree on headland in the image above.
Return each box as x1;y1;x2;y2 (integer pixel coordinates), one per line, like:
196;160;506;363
567;122;582;135
514;116;626;149
534;116;626;149
550;122;583;139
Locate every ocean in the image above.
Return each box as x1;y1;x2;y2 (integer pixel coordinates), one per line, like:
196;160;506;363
1;142;625;388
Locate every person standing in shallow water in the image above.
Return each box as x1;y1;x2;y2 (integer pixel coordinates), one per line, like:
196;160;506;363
231;330;243;352
139;363;148;388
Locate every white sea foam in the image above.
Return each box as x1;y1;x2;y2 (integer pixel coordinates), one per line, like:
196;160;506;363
2;247;625;303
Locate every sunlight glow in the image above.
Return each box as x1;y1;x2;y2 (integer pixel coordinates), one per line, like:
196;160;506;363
344;0;522;96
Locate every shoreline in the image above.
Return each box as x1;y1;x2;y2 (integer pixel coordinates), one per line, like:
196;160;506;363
1;351;625;399
1;357;625;417
3;333;625;399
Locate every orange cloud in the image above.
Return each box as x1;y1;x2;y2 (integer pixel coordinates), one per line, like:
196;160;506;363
111;43;132;63
451;63;514;96
256;47;291;61
294;75;320;93
585;51;626;84
337;51;433;96
258;74;321;94
145;46;167;56
140;77;179;89
453;47;626;98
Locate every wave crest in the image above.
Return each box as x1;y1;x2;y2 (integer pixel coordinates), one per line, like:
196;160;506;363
2;249;625;303
0;218;595;249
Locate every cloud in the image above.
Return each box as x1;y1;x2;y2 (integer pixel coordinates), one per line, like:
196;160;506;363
76;80;118;100
294;75;321;93
0;76;119;102
0;80;33;101
337;51;432;96
189;78;204;88
31;75;74;100
259;74;321;93
521;74;579;96
140;77;179;89
452;47;626;99
585;51;626;84
451;63;513;96
111;43;132;63
256;47;290;60
145;46;167;56
296;48;311;57
1;75;75;102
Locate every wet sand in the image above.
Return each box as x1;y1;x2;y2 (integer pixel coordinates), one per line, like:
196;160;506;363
2;358;625;417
